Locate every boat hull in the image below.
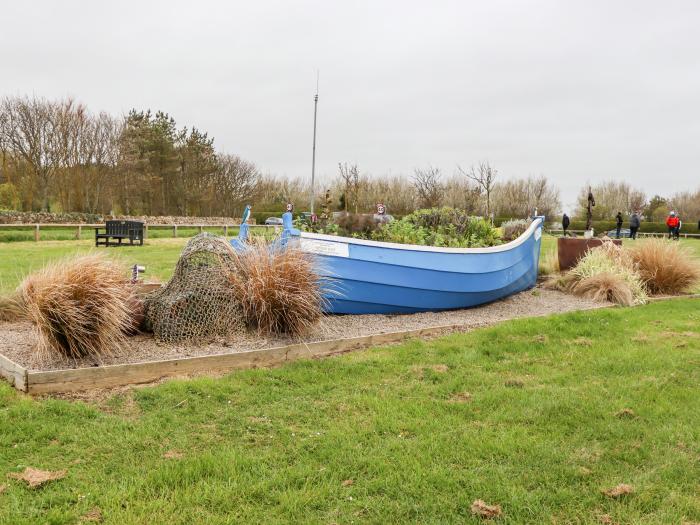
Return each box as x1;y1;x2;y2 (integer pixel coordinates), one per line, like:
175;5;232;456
296;217;544;314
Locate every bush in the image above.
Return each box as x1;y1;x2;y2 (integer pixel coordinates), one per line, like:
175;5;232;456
372;207;501;248
501;219;531;241
630;239;700;295
18;254;136;359
227;242;327;336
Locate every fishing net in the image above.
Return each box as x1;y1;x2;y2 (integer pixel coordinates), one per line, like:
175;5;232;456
144;233;244;342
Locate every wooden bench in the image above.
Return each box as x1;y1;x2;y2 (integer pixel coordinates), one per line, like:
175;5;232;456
95;220;144;247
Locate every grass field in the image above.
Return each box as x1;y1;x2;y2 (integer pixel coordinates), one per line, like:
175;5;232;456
1;234;699;295
0;225;242;243
0;300;699;523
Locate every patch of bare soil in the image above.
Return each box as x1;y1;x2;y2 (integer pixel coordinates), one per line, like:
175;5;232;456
0;287;605;374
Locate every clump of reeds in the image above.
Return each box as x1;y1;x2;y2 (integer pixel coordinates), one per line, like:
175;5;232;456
0;293;25;322
630;239;700;295
228;242;327;336
18;254;135;360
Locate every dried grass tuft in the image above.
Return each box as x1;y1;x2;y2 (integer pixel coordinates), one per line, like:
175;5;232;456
573;273;635;306
630;239;700;295
227;242;328;336
0;293;25;322
564;243;648;305
18;253;134;360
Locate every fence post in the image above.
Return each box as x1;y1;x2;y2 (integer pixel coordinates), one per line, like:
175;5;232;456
223;225;228;236
34;224;40;242
198;225;203;233
173;225;177;238
144;224;149;240
76;225;82;240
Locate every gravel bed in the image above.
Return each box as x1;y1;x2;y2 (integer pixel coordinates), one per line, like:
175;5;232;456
0;286;605;372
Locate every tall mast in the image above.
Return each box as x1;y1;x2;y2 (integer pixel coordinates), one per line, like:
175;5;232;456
310;71;319;214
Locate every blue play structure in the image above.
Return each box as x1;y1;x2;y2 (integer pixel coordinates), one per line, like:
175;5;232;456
234;212;544;315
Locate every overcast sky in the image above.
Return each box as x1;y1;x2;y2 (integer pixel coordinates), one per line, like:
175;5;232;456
2;0;698;212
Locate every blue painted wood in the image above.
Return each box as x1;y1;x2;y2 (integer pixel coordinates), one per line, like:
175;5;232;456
292;216;544;314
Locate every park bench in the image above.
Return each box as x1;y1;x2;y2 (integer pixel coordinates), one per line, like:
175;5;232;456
95;220;144;247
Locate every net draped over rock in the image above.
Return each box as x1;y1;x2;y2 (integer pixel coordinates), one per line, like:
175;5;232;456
144;233;244;342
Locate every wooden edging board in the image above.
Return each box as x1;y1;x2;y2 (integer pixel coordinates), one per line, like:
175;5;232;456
19;323;466;394
1;294;697;395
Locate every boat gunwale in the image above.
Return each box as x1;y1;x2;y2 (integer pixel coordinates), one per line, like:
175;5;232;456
295;216;544;254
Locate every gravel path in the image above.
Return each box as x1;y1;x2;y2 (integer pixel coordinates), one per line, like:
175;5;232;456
0;286;605;372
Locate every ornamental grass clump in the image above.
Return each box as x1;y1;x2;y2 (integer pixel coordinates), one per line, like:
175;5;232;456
630;239;700;295
228;242;327;336
559;242;648;306
18;253;135;360
0;293;25;322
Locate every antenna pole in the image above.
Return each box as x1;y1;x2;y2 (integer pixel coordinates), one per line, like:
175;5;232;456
310;72;319;215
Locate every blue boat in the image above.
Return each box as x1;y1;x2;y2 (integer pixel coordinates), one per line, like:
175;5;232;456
236;212;545;314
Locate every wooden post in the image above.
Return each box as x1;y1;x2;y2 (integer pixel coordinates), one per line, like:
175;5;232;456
198;225;203;233
173;225;177;238
223;225;229;236
144;224;149;240
76;225;82;240
34;224;40;242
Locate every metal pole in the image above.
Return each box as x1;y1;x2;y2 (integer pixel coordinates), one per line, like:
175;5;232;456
310;74;319;215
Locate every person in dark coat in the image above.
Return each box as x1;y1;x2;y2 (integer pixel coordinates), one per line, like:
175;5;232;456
562;213;570;236
615;212;623;238
629;212;640;240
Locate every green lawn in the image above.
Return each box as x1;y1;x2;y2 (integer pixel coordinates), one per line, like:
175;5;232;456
1;300;699;523
2;234;699;295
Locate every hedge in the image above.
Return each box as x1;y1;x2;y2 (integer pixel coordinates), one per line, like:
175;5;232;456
550;220;700;235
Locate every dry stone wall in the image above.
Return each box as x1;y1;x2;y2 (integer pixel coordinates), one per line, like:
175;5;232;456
0;211;249;225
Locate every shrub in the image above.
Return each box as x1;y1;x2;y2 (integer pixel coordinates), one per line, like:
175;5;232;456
373;207;501;248
18;254;135;359
329;212;379;237
501;219;531;242
630;239;700;295
227;242;327;336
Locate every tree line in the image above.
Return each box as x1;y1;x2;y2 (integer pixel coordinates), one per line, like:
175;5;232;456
1;95;696;222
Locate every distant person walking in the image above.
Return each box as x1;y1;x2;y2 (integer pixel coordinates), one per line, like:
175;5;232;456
562;213;570;236
615;212;623;238
666;211;681;240
629;212;640;240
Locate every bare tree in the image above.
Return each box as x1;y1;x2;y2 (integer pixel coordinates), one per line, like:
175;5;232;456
213;153;260;217
492;175;561;218
458;162;497;218
0;96;61;210
338;162;363;212
412;166;443;208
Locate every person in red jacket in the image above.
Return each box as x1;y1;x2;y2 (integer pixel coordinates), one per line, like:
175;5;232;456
666;211;681;240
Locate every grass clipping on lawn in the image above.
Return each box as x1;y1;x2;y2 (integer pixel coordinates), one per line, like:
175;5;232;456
228;241;328;337
18;253;134;360
553;241;648;306
630;239;700;295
